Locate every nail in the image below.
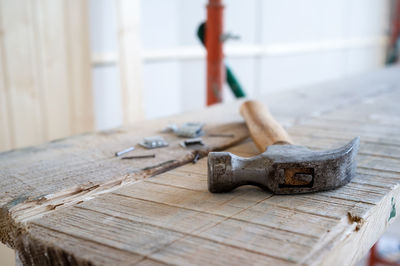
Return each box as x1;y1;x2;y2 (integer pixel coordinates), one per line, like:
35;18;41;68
115;147;135;157
192;153;200;164
121;154;156;160
208;133;235;138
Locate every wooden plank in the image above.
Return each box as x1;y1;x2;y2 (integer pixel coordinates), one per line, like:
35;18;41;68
305;188;400;265
148;236;291;265
0;119;249;223
65;0;94;134
0;0;93;152
116;0;145;123
124;102;398;265
32;207;186;256
0;66;398;219
9;109;400;263
299;117;400;135
262;65;400;127
0;0;46;148
116;179;338;239
33;0;72;140
115;183;268;220
8;137;400;265
0;2;13;151
74;195;314;261
75;194;226;235
31;0;93;139
0;66;400;265
17;223;144;265
17;193;303;264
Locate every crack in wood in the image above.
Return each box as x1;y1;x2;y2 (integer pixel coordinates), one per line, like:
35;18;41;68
347;212;365;231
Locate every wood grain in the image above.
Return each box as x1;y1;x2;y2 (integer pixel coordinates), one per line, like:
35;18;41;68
65;0;94;134
0;66;400;265
34;0;73;140
0;5;13;151
116;0;145;123
0;0;93;152
0;0;46;148
0;118;249;225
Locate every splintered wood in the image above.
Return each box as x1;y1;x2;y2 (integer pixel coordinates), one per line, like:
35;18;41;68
1;66;400;265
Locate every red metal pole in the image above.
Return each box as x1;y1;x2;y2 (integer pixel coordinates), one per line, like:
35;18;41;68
368;243;400;266
206;0;224;106
390;0;400;48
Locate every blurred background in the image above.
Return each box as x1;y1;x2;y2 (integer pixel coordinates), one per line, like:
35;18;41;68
0;0;399;265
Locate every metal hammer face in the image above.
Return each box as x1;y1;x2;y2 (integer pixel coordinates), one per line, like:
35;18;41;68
208;137;360;194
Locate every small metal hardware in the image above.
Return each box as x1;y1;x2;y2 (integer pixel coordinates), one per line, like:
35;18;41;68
139;136;169;149
121;154;156;160
192;152;200;164
208;133;235;138
180;137;205;148
220;32;241;42
115;147;135;157
176;122;205;138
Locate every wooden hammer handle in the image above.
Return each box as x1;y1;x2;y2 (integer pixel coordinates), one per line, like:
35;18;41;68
240;100;292;152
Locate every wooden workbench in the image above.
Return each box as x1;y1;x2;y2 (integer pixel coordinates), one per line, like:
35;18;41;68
1;66;400;265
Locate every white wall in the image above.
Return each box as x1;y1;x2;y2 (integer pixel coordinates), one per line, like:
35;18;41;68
90;0;390;129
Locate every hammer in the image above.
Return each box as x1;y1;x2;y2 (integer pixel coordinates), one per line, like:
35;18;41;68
208;100;360;194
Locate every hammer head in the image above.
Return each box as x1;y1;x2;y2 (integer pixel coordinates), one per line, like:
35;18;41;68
208;137;360;194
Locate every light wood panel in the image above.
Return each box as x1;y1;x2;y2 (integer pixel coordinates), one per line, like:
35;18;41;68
0;0;93;152
34;0;72;140
116;0;145;123
65;0;94;134
0;3;12;151
0;0;46;148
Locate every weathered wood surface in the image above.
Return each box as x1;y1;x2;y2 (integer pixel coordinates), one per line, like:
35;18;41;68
0;66;400;265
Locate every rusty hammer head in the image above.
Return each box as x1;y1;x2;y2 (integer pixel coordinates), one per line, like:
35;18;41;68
207;101;360;194
208;137;360;194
